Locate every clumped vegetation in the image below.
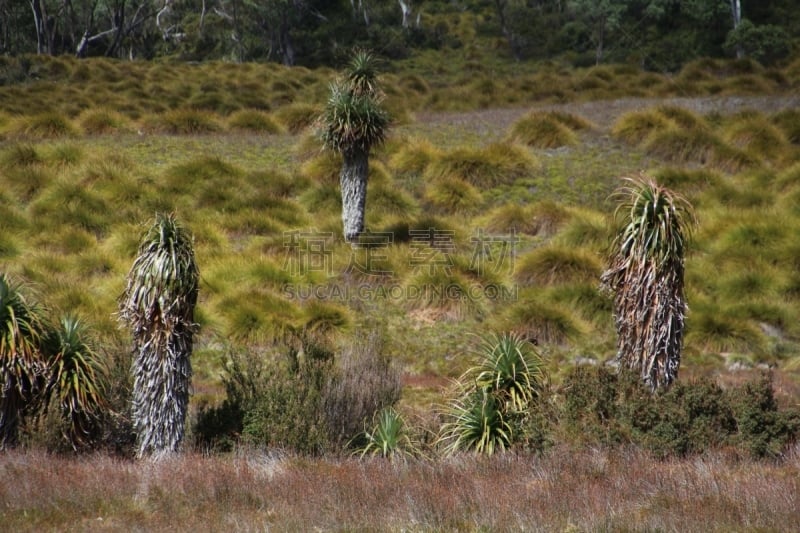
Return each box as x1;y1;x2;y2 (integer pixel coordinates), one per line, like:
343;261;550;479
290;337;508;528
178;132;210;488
1;46;800;530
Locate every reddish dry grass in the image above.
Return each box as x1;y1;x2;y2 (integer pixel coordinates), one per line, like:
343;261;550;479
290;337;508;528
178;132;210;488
2;446;799;531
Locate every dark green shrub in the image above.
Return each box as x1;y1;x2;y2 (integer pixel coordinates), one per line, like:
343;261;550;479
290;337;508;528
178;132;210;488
727;373;800;458
561;367;799;459
242;358;332;455
561;366;641;446
631;379;737;458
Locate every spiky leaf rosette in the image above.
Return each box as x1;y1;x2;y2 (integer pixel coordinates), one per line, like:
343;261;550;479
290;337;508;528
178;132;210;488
346;49;380;98
358;407;415;460
320;81;389;156
0;274;47;448
601;175;695;391
119;214;199;457
440;388;512;456
470;332;545;413
42;316;107;450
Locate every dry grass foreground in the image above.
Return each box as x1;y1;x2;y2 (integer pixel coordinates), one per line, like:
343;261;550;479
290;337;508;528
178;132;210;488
2;446;799;531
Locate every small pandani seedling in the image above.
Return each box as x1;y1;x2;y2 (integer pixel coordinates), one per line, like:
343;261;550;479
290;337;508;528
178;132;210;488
439;332;546;455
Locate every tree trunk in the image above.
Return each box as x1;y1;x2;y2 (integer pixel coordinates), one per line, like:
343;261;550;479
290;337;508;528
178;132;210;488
730;0;743;59
340;148;369;243
595;16;605;65
30;0;46;54
398;0;411;28
131;323;193;457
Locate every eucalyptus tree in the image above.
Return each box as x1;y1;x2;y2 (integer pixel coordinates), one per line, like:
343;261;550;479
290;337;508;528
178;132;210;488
119;214;199;457
601;176;695;391
320;50;390;243
0;274;47;449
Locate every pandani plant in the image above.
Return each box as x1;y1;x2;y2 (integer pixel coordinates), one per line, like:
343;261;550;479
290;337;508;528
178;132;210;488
601;175;695;391
0;274;47;449
320;49;390;243
439;332;545;455
119;214;199;457
40;316;107;450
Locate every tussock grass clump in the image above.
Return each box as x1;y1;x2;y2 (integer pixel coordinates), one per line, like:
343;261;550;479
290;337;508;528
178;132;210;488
1;166;54;202
775;162;800;191
46;143;84;167
515;246;602;287
300;152;343;185
227;110;284;134
716;269;780;304
219;288;302;342
652;167;723;197
425;142;538;188
611;110;673;144
547;282;613;326
404;269;486;321
77;108;131;135
699;180;774;210
771;109;800;144
501;292;584;346
0;143;42;167
0;232;19;258
554;208;609;251
7;112;78;139
486;200;570;237
656;105;709;131
507;112;578;149
247;169;308;198
388;138;440;178
424;176;483;214
275;103;320;134
722;114;789;163
367;182;419;217
145;109;223;134
0;192;29;231
686;303;767;356
300;184;341;213
645;128;755;173
712;220;787;265
162;156;243;196
29;181;111;235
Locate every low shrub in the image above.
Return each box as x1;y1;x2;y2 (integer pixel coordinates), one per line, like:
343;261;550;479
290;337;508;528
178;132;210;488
195;330;400;455
560;367;799;458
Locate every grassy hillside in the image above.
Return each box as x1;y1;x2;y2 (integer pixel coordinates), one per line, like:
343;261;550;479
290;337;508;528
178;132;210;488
2;50;800;530
1;53;800;429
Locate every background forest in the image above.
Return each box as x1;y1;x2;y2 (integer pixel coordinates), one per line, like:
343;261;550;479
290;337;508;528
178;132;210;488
2;0;800;69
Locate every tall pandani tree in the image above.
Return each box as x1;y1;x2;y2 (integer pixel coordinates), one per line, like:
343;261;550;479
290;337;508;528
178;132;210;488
320;49;390;242
119;214;199;457
601;175;696;391
0;274;47;449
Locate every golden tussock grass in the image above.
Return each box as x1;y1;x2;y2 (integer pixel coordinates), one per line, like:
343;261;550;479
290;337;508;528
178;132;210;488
507;112;579;149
